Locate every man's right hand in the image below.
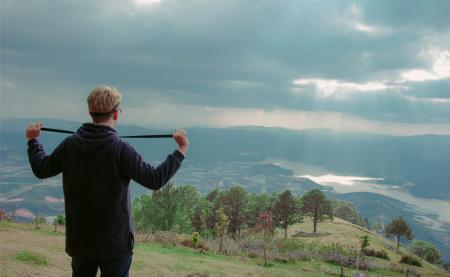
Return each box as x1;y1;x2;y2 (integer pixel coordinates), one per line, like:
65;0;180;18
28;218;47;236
26;122;42;141
173;129;189;156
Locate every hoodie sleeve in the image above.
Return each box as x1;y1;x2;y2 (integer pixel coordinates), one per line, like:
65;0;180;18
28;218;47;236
27;138;67;179
119;141;184;190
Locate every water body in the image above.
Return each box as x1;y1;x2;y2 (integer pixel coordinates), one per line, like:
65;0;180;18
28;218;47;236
267;159;450;230
300;174;450;228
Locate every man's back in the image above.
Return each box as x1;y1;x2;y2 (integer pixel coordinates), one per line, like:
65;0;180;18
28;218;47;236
28;123;185;260
26;85;189;276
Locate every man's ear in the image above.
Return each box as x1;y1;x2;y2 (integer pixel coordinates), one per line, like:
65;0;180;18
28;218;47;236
113;111;119;120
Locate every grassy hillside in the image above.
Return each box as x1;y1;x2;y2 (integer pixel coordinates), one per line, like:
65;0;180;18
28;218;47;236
0;220;446;277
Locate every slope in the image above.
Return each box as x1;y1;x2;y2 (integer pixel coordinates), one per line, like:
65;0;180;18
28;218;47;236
0;219;447;277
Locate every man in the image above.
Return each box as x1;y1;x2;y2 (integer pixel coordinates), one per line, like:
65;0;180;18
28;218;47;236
26;85;189;277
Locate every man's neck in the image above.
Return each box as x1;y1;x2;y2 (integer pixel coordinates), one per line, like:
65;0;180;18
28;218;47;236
93;120;115;129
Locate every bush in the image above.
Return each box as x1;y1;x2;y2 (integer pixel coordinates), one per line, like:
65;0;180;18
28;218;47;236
205;236;240;255
275;250;311;262
151;231;186;247
408;240;441;265
315;242;349;257
325;254;370;270
360;235;369;251
399;255;422;267
54;214;65;225
274;238;306;253
242;238;354;264
389;263;421;276
363;248;390;260
179;232;209;251
192;232;200;247
247;251;259;258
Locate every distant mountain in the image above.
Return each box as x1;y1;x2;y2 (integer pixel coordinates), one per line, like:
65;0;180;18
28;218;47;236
2;117;450;199
2;117;450;200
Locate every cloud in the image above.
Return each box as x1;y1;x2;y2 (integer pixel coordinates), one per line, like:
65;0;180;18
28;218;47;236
400;49;450;82
1;0;450;134
3;83;449;136
119;100;450;136
354;23;376;33
292;78;403;98
360;0;450;31
133;0;161;6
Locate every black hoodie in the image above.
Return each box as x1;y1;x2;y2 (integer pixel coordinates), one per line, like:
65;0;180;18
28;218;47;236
27;123;184;260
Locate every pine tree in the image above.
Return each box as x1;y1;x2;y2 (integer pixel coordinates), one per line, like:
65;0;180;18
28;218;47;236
300;189;333;233
384;217;414;249
273;190;299;239
219;186;247;238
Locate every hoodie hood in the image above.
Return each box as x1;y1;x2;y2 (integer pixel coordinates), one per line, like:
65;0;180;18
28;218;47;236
73;123;118;153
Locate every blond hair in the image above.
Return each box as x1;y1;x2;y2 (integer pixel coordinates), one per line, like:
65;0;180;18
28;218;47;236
87;85;122;113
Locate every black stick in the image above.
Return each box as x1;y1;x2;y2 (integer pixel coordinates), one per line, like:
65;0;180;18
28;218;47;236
120;134;173;138
41;127;173;139
41;127;74;134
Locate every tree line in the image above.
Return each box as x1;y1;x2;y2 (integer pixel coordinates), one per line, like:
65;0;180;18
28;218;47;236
132;184;356;238
132;184;445;266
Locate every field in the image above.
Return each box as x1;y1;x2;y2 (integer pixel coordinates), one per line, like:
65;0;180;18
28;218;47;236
0;219;446;277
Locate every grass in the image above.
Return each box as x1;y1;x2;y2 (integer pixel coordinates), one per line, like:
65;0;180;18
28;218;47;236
134;243;367;277
0;220;447;276
287;218;446;275
15;250;48;266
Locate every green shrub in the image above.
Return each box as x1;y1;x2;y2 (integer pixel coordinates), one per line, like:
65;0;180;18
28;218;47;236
151;231;185;248
15;250;48;266
54;214;65;225
360;235;369;252
363;248;390;260
389;263;420;275
274;238;306;253
408;240;441;265
317;242;349;256
192;232;199;244
399;255;422;267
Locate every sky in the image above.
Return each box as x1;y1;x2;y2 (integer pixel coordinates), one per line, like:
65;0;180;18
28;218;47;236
1;0;450;135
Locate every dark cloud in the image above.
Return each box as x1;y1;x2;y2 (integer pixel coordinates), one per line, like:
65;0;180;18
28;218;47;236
360;0;450;31
1;0;449;126
403;79;450;99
